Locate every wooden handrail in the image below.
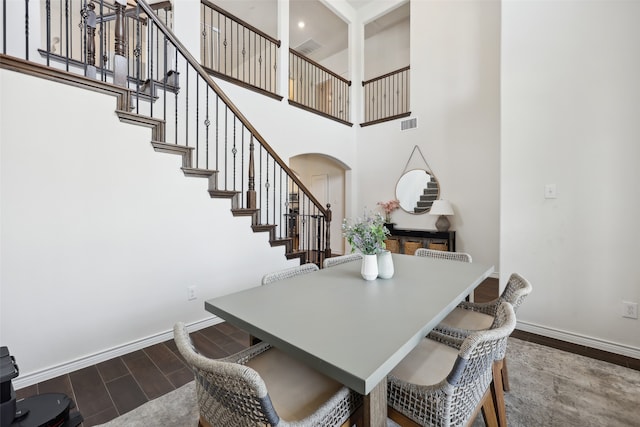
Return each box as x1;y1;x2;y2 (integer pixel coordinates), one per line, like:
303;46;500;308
201;0;281;48
362;65;410;86
136;0;327;216
289;48;352;86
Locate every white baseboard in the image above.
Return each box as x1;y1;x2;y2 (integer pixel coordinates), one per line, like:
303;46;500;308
15;316;637;390
13;316;222;390
516;320;640;360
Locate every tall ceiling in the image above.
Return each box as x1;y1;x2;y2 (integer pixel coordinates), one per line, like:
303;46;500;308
209;0;409;62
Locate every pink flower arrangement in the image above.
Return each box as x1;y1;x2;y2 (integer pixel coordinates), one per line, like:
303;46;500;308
378;199;400;215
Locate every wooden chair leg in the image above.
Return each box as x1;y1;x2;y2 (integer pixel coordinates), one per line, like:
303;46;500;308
480;388;499;427
388;406;422;427
492;360;508;427
501;356;510;392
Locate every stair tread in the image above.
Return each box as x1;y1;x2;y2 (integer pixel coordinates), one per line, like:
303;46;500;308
182;167;217;177
209;190;240;198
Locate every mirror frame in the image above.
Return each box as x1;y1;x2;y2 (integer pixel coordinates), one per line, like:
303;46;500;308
395;169;440;215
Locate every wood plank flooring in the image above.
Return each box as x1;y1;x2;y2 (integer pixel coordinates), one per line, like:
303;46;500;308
15;323;251;426
13;277;639;426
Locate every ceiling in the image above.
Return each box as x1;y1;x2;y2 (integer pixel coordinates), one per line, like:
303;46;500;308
209;0;409;62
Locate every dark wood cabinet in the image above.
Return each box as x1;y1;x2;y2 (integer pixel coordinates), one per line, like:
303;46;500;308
384;223;456;254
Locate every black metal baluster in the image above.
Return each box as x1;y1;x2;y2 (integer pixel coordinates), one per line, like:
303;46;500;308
240;124;242;208
45;0;50;65
205;89;210;170
3;0;6;54
134;2;140;112
196;76;200;168
163;31;168;127
185;66;189;149
64;0;70;69
147;19;153;115
232;117;236;190
264;155;269;225
224;106;228;189
174;49;178;144
215;94;219;171
71;0;77;68
23;0;30;60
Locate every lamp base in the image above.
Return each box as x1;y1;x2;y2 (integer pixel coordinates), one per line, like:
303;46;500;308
435;215;450;232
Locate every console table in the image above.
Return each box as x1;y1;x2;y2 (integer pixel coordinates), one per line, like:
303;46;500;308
384;224;456;254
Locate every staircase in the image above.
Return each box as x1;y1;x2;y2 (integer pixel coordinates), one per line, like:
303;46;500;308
1;0;331;266
414;181;439;213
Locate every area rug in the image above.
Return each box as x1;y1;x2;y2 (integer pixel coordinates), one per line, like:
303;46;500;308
98;338;640;426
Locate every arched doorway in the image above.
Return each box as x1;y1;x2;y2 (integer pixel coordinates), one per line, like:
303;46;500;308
290;153;350;255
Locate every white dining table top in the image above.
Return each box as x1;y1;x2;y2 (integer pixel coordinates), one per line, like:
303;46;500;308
205;253;494;396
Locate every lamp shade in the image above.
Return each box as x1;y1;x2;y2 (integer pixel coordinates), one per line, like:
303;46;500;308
429;200;454;216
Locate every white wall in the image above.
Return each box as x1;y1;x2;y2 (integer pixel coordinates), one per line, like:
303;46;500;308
0;70;296;386
501;1;640;355
356;0;501;272
364;16;409;80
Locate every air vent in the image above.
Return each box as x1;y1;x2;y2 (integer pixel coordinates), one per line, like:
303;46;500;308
401;117;417;131
293;38;323;56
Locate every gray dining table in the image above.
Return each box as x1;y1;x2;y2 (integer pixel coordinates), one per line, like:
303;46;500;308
205;253;494;427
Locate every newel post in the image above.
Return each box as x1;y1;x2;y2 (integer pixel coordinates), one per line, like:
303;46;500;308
113;0;127;87
324;203;332;259
85;2;96;79
247;137;257;209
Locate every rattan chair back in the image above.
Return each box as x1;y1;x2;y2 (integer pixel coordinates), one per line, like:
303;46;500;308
261;263;319;285
415;248;472;263
174;322;362;427
173;322;279;425
323;253;363;268
500;272;533;312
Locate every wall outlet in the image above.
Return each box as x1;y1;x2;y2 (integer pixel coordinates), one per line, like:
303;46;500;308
622;301;638;319
187;286;197;301
544;184;557;199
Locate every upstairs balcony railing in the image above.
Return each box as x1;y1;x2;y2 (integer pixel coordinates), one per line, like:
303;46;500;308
1;0;331;266
289;48;352;126
200;0;280;99
361;65;410;126
0;0;172;82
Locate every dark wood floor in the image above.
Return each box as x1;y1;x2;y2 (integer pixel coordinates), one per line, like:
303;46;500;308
15;322;252;426
14;277;639;426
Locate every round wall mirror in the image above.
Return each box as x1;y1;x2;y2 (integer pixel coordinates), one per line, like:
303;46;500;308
395;169;439;214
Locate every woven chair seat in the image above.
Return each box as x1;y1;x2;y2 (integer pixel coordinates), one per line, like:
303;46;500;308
440;307;494;331
174;323;362;427
434;273;532;337
246;346;347;421
389;338;459;386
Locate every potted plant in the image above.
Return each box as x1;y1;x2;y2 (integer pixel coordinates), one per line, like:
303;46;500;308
377;199;400;224
342;211;391;280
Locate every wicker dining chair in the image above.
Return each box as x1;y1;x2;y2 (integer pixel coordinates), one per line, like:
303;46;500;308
174;323;362;427
323;253;363;268
387;301;516;427
415;248;473;263
261;263;319;285
431;273;533;427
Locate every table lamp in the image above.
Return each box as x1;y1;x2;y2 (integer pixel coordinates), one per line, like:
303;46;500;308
430;200;454;232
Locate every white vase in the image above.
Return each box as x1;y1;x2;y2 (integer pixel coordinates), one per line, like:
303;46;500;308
361;254;378;280
377;250;394;279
